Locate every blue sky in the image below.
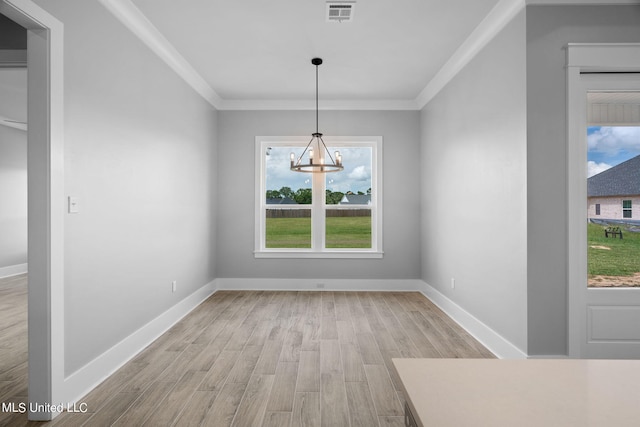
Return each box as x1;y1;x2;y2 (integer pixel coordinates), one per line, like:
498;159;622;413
587;126;640;177
266;145;372;194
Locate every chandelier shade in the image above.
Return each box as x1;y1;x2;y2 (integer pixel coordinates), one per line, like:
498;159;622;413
290;58;344;173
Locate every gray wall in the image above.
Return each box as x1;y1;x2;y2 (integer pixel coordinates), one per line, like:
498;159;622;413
526;4;640;356
421;11;528;352
34;0;218;375
0;125;27;269
217;110;421;281
0;68;27;271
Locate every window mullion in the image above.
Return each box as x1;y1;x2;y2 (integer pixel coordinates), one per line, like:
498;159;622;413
312;163;326;250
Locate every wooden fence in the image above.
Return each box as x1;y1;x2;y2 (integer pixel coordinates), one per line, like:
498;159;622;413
266;208;371;218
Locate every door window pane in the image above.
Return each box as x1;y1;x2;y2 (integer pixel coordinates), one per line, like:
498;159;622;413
587;125;640;287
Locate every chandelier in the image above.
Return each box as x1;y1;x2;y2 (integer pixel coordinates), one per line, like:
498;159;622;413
290;58;343;173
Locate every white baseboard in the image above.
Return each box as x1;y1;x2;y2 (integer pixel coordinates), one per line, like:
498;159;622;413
0;263;28;279
63;279;217;405
215;277;426;292
419;281;527;360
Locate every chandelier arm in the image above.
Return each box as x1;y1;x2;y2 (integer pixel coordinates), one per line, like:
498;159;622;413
295;135;317;165
319;135;337;165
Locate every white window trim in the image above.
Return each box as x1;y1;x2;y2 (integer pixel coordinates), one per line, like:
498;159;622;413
255;136;383;259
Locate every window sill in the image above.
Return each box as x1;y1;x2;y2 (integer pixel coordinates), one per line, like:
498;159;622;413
254;250;384;259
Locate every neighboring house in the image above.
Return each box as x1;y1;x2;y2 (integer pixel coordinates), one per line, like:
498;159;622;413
339;194;371;205
266;196;296;205
588;154;640;220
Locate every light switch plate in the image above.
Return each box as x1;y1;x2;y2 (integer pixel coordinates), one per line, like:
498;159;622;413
68;196;79;213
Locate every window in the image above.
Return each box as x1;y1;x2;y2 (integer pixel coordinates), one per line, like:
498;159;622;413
595;203;600;216
255;136;382;258
623;200;632;218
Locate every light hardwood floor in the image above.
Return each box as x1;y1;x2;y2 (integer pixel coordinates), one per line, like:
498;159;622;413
0;273;28;426
0;277;494;426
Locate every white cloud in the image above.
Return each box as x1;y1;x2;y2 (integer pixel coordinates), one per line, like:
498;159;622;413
587;161;612;178
588;126;640;155
348;165;370;181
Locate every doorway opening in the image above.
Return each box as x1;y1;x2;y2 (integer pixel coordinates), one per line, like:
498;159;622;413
0;0;64;420
0;10;28;425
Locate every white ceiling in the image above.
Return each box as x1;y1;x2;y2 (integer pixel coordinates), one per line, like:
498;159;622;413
130;0;499;103
109;0;640;110
5;0;636;115
122;0;503;109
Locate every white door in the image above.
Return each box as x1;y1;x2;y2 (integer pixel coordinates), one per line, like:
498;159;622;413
569;69;640;359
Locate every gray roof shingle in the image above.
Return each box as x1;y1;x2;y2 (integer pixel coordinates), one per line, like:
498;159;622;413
339;194;371;205
266;196;296;205
588;154;640;197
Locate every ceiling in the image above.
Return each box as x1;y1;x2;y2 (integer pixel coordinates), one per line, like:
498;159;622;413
4;0;636;118
123;0;503;109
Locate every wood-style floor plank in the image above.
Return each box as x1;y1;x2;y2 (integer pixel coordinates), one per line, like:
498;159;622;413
141;370;206;426
230;374;274;427
262;411;292;427
363;364;404;417
265;361;298;412
168;389;217;427
319;340;349;427
0;273;28;424
292;392;320;427
82;391;140;427
201;382;247;427
111;381;175;426
345;381;379;427
296;350;320;392
0;281;494;426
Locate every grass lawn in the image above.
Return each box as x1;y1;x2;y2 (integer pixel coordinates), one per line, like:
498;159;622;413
266;216;371;248
588;222;640;277
266;217;311;248
326;216;371;248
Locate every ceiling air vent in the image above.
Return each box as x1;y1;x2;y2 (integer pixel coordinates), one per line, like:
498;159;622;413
326;1;355;23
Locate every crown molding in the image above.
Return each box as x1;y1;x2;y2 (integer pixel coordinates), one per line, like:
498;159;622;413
414;0;640;108
98;0;223;109
414;0;525;109
219;98;420;111
100;0;638;112
97;0;509;111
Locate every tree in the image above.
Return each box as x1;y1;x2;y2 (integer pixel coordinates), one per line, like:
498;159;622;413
326;190;344;205
294;188;312;204
279;186;294;199
266;189;281;199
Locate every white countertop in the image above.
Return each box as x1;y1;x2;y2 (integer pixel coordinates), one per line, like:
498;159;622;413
392;358;640;427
